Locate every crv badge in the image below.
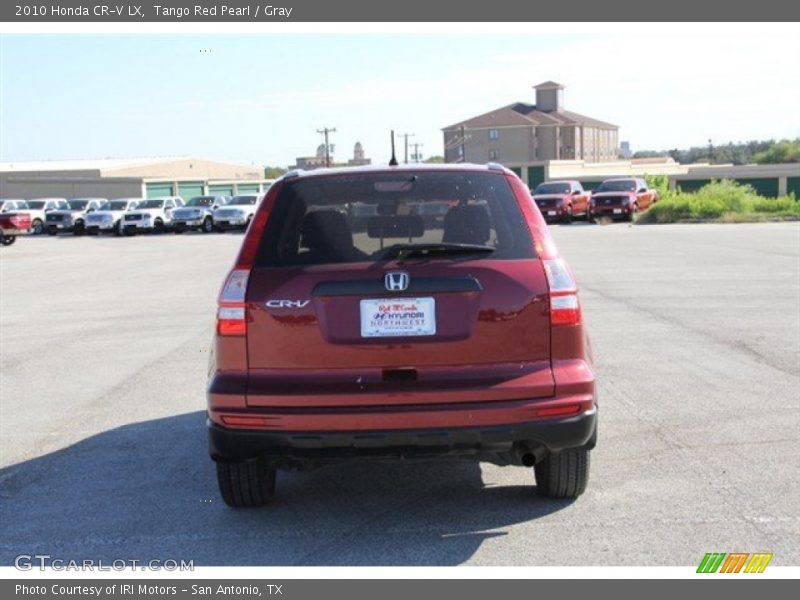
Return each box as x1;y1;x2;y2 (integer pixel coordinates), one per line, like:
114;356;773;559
385;271;410;292
265;299;311;308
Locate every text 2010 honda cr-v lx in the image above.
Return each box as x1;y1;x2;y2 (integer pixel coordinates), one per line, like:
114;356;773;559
207;163;597;507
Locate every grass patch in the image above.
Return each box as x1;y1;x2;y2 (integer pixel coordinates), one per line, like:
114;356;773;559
636;180;800;224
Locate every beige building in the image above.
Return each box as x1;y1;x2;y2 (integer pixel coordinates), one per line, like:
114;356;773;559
443;81;619;165
0;157;271;200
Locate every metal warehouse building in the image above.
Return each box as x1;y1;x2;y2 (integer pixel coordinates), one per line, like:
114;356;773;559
509;158;800;197
0;157;272;200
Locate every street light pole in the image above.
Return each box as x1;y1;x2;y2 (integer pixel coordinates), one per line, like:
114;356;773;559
317;126;337;167
411;142;424;163
399;133;415;164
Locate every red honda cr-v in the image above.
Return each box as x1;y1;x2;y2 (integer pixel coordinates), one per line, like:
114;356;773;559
207;163;597;507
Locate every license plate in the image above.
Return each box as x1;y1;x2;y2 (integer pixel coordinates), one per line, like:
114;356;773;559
547;211;556;216
613;208;622;214
360;297;436;337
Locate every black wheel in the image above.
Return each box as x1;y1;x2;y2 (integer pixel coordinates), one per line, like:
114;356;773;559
534;448;590;499
173;224;185;234
123;226;136;237
202;216;214;233
32;219;44;235
216;459;276;508
47;226;58;236
628;203;638;222
72;221;85;236
153;219;164;234
561;205;573;224
0;234;16;246
114;221;122;236
86;228;98;236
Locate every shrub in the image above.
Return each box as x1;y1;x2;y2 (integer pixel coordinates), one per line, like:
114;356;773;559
636;180;799;223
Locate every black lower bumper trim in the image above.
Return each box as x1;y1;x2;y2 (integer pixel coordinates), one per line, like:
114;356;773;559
208;409;597;466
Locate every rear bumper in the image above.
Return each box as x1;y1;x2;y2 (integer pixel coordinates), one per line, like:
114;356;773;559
1;226;30;235
208;405;597;465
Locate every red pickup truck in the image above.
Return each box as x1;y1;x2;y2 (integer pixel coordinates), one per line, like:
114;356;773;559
0;212;32;246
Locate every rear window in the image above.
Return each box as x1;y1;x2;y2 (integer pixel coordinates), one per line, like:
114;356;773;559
596;180;636;192
255;171;535;268
534;182;571;195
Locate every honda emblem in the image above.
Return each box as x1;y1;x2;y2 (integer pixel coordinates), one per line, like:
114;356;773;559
384;271;410;292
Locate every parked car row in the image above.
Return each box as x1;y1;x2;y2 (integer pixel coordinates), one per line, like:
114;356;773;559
0;194;264;241
532;177;658;223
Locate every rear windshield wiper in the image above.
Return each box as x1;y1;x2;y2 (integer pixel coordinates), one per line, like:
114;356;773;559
379;243;496;263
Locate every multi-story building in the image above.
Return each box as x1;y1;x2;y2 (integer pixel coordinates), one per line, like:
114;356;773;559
442;81;619;166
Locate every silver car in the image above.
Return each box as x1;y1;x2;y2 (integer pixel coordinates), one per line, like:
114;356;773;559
171;196;230;234
212;194;260;231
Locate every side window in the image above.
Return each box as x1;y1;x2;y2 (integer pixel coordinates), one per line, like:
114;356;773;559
488;129;499;140
166;200;175;209
488;149;499;161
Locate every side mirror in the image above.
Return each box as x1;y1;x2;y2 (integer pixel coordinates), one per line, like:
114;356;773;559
638;188;647;193
572;190;581;195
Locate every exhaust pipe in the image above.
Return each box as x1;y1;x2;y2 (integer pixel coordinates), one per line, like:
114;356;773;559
513;444;538;467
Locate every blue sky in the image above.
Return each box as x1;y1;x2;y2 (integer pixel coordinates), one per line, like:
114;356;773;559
1;32;798;167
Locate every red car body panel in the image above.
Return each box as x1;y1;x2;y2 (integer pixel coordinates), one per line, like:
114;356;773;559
207;165;595;459
0;212;32;235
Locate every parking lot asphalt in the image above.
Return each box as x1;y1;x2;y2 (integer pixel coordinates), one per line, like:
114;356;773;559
1;222;798;566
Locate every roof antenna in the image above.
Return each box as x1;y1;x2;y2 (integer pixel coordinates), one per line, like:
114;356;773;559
389;130;398;166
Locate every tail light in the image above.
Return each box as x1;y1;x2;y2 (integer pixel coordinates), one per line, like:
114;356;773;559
217;269;249;336
215;181;284;337
543;258;581;326
10;214;31;228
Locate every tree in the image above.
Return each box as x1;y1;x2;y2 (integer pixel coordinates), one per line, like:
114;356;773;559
753;139;800;164
424;155;445;163
633;138;796;165
264;166;287;179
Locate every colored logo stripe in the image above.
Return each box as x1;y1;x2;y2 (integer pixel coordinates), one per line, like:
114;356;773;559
697;552;773;573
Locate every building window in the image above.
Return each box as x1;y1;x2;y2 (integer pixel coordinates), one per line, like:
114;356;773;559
489;149;499;160
488;129;499;140
457;145;464;158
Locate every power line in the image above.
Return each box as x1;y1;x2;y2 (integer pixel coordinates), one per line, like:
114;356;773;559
316;126;337;167
399;132;415;164
410;142;424;163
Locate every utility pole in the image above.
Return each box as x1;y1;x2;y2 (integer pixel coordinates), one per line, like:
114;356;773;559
411;142;424;163
708;138;714;164
317;126;337;167
399;132;415;164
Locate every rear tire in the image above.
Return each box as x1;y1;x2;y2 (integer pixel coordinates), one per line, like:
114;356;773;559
47;226;58;236
202;216;214;233
216;459;276;508
72;221;85;236
534;448;590;499
561;206;573;224
0;234;16;246
153;219;164;234
32;219;43;235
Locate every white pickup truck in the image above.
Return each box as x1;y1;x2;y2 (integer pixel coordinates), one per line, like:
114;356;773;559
121;197;184;235
20;198;69;234
84;198;142;235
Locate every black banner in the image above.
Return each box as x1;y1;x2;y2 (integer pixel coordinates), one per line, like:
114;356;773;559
2;0;800;22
